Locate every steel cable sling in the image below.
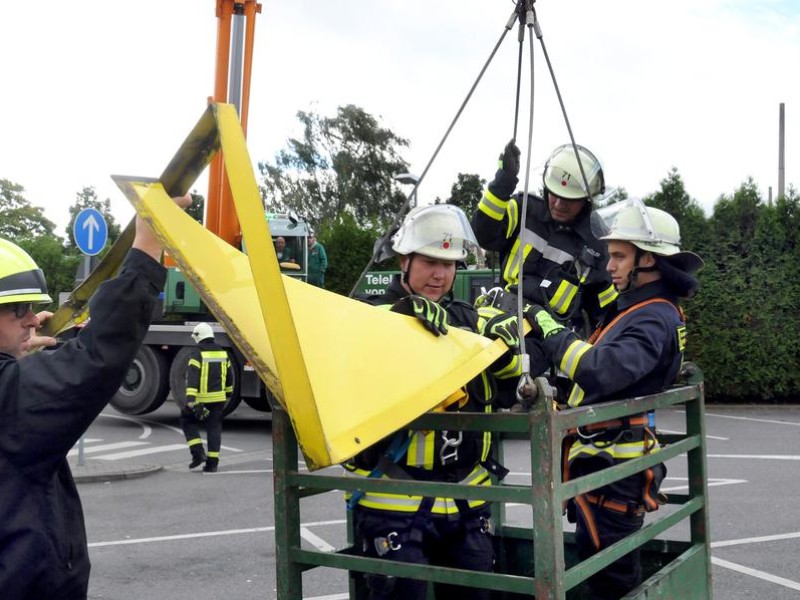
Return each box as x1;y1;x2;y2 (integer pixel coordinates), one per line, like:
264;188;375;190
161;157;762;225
346;1;600;404
348;5;522;297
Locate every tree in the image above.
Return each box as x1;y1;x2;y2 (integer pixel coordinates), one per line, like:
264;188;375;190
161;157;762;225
17;236;81;311
187;191;205;225
447;173;485;217
315;213;382;295
258;105;410;229
64;187;122;253
0;179;57;239
645;168;707;252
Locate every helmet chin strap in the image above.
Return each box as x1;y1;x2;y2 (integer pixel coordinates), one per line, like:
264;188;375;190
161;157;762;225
619;248;658;294
400;255;420;295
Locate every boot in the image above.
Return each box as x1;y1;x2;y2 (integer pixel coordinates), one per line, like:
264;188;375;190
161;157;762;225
203;457;219;473
188;446;207;469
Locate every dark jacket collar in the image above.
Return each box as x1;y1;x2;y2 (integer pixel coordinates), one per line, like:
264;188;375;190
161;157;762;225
616;280;678;311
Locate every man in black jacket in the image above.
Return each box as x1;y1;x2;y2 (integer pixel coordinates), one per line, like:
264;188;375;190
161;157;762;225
472;141;617;336
345;204;521;600
526;201;703;599
0;195;188;599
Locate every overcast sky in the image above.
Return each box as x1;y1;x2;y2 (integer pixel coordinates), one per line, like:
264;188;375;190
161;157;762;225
1;1;797;239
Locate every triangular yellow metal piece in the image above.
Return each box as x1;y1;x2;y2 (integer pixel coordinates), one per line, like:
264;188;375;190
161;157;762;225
114;104;508;469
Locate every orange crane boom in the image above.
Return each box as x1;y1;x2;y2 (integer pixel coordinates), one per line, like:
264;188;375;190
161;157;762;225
206;0;262;248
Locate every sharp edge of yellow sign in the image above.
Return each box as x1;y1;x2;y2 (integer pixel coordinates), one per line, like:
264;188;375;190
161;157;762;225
113;103;509;469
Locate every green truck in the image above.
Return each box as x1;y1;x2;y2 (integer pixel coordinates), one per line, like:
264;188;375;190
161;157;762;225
109;213;311;416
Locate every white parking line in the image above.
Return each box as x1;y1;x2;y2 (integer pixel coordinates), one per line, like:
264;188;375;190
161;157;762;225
712;557;800;592
707;454;800;461
660;477;747;492
97;444;188;460
711;531;800;548
88;519;347;548
301;527;336;552
705;412;800;427
67;441;147;457
658;428;729;441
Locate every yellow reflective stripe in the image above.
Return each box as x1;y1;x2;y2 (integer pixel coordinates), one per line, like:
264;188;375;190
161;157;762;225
502;239;534;287
597;284;618;308
188;358;201;369
407;431;434;469
478;189;508;221
198;394;226;403
567;384;585;407
569;440;662;462
481;406;492;463
505;198;518;238
187;438;203;447
494;354;522;378
559;340;592;378
186;386;199;395
207;451;219;458
677;325;687;352
343;464;491;513
548;279;578;315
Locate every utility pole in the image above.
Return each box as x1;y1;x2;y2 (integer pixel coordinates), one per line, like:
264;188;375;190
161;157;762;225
778;102;785;200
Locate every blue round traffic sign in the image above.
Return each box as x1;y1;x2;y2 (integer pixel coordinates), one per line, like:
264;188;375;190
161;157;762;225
73;208;108;256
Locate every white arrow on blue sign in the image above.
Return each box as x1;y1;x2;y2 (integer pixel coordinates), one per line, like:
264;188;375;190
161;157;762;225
73;208;108;256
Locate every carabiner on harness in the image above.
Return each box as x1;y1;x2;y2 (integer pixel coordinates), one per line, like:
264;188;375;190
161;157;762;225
439;430;463;465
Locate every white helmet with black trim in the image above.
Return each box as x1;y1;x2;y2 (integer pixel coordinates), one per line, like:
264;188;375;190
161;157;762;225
595;198;704;273
543;144;605;201
191;322;215;343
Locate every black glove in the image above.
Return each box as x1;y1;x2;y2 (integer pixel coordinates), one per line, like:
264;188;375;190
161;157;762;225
192;402;210;421
482;312;521;352
488;139;521;200
499;139;521;177
391;295;449;336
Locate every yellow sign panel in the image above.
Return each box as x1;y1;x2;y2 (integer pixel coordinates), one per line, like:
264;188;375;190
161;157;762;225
114;104;508;469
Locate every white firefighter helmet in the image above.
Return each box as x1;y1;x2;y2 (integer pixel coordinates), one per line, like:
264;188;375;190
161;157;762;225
390;204;478;261
543;144;605;201
191;322;215;343
0;238;52;305
598;200;704;273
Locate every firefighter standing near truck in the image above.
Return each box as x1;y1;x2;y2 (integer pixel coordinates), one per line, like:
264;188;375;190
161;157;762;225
181;322;233;473
344;204;522;600
525;200;703;599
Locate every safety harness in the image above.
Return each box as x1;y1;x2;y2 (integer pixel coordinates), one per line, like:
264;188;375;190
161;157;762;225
561;297;681;542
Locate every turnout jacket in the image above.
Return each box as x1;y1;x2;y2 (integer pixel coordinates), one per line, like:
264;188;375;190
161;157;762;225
0;250;165;600
344;275;512;516
541;280;685;505
186;339;233;404
473;191;617;330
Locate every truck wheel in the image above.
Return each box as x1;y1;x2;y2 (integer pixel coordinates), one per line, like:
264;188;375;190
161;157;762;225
243;389;274;412
169;347;242;416
111;346;171;415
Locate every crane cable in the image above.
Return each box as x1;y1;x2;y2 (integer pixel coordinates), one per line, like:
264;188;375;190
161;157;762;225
510;0;599;401
348;6;521;298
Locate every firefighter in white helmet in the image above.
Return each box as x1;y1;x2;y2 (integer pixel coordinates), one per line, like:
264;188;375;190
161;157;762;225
525;199;703;598
180;322;233;472
0;194;189;598
472;141;617;337
344;204;521;600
